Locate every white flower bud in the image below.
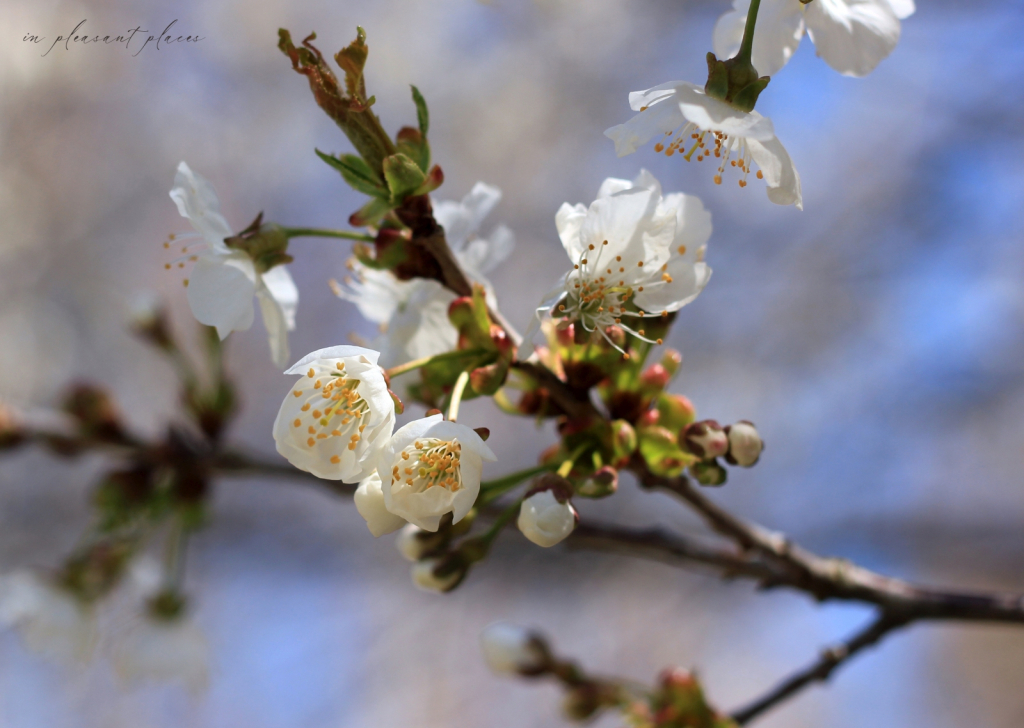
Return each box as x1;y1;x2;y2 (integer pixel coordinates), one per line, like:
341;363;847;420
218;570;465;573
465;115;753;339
480;622;547;675
395;523;430;562
378;414;497;532
726;421;763;467
273;346;395;482
112;613;209;693
518;490;578;548
354;471;406;537
410;558;460;593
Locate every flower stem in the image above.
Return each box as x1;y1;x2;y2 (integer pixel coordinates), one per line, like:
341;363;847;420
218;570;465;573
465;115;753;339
447;370;471;422
480;498;522;545
557;444;589;478
736;0;763;64
281;227;375;242
162;521;189;593
385;354;436;380
479;463;557;504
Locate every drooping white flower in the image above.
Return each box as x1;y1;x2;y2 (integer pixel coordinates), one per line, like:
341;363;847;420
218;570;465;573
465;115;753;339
518;490;578;548
335;183;514;367
377;414;497;532
713;0;914;79
726;420;764;467
605;83;802;209
112;613;209;693
411;558;461;593
169;161;298;369
526;170;712;353
273;346;396;482
0;570;97;663
354;470;406;537
480;622;548;675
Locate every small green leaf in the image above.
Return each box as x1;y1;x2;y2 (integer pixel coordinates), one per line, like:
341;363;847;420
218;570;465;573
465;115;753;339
349;196;395;227
396;127;431;173
383;153;427;201
334;26;369;100
410;85;430;136
315;149;388;198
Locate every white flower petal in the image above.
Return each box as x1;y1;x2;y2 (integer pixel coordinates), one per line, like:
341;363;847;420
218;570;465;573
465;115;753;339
434;182;503;250
804;0;901;77
713;0;806;77
676;83;776;141
518;491;576;548
556;203;589;260
185;253;257;339
884;0;914;20
604;88;687;157
285;345;380;374
169;162;233;252
256;267;298;370
746;134;803;209
354;471;406;537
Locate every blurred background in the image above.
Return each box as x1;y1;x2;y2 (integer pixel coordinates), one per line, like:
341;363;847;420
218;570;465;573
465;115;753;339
1;0;1023;725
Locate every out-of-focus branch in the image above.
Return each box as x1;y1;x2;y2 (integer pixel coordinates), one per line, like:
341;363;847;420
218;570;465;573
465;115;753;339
730;613;907;725
212;450;356;497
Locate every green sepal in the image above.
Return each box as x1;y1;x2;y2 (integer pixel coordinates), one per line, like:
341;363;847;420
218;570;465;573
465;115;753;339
704;52;729;101
315;149;388;198
638;425;696;477
730;76;771;113
411;84;429;136
383;153;427;202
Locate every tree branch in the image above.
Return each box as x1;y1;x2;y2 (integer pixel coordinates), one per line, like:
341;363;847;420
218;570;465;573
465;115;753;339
730;613;907;725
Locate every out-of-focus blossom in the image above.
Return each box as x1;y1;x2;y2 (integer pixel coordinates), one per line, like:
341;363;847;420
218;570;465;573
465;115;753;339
726;420;764;467
713;0;914;78
112;612;209;693
605;83;802;208
335;183;514;367
480;622;548;675
518;490;578;548
411;558;460;593
377;414;497;531
526;170;711;353
354;470;406;537
0;570;97;663
169;161;298;368
273;346;395;482
395;523;432;562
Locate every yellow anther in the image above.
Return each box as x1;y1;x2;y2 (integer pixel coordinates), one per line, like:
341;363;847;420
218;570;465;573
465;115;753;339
330;455;341;464
307;437;316;447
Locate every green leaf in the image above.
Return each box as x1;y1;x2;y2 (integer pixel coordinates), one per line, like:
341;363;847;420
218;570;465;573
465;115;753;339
410;85;429;136
334;26;368;100
315;149;388;198
395;127;431;173
382;153;427;201
349;196;394;227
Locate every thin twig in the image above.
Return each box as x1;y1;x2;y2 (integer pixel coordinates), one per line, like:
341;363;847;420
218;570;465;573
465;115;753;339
730;613;907;725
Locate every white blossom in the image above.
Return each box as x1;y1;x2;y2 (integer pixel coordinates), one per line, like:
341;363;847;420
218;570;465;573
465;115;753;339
377;414;497;532
605;83;802;209
727;420;764;467
395;523;431;562
335;182;514;367
112;613;209;693
273;346;396;482
713;0;914;79
525;170;712;353
354;470;406;537
0;570;97;663
518;490;578;548
411;558;460;593
169;161;298;368
480;622;547;675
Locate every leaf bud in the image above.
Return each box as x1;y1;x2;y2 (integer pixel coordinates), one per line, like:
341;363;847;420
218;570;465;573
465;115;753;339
682;420;728;459
690;459;728;487
725;420;763;467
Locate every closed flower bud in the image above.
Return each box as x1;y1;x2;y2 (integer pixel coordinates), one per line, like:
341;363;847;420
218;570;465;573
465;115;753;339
725;420;763;467
640;363;671;392
682;420;728;459
656;393;696;431
480;622;550;675
354;471;406;537
578;466;618;498
518;490;578;548
691;459;727;487
411;558;462;593
660;349;683;378
395;523;438;562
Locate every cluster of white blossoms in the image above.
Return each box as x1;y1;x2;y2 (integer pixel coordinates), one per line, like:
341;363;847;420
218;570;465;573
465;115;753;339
714;0;915;78
526;169;712;352
169;162;298;369
335;183;514;367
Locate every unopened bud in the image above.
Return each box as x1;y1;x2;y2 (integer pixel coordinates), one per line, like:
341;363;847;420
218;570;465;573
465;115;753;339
563;684;604;721
690;459;727;487
518;489;578;548
480;622;549;675
640;364;671;392
725;421;763;467
411;558;462;593
682;420;727;459
656;393;696;432
611;419;637;462
578;466;618;498
395;523;436;562
62;384;124;442
659;349;682;378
